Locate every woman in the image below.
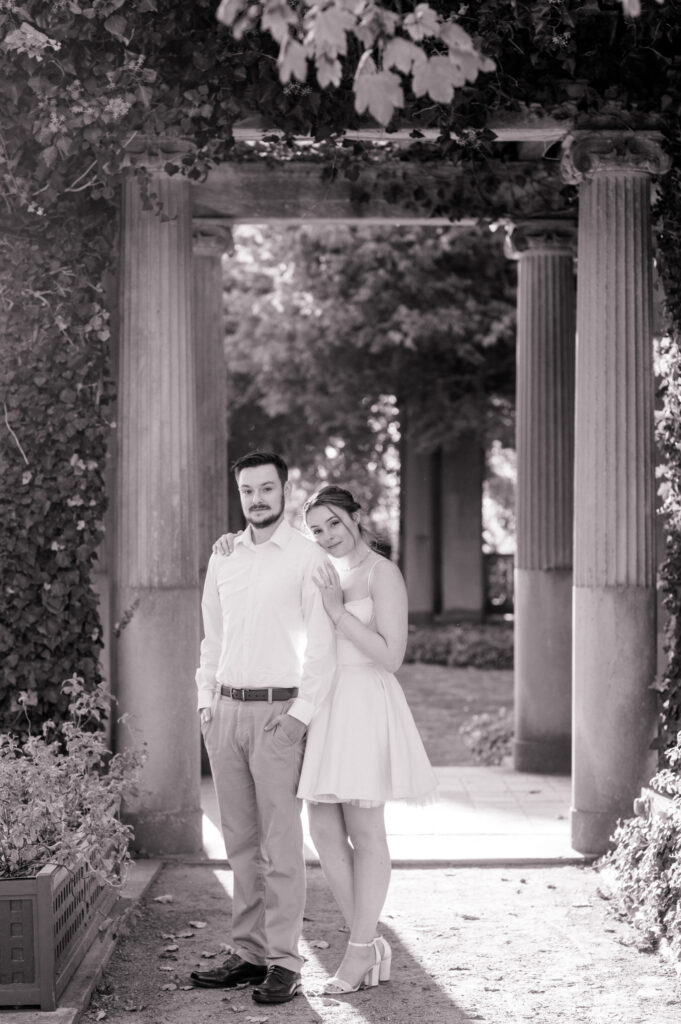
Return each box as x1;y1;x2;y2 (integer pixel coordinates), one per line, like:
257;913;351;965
214;484;437;995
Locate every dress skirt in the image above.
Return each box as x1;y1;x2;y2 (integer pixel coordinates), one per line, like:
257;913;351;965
297;602;437;806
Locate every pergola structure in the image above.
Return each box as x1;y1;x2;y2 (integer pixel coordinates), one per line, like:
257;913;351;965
107;117;668;858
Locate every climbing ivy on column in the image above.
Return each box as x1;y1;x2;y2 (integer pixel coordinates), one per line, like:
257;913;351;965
0;208;115;736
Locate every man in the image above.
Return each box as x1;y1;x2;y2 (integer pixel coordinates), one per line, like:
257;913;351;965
191;451;335;1005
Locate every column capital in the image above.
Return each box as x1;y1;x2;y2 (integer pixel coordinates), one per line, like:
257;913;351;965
561;130;670;185
503;218;577;261
193;224;233;257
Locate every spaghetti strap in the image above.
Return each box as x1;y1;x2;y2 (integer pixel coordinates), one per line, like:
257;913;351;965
367;556;382;594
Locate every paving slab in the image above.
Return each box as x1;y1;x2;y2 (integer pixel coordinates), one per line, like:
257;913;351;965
202;765;584;865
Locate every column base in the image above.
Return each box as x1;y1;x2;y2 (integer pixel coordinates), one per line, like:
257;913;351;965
115;586;202;857
570;807;619;857
125;807;203;857
513;736;571;775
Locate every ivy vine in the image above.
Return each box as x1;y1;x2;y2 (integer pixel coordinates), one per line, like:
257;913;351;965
0;207;114;735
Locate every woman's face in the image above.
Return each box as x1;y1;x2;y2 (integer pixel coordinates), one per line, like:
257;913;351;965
305;503;359;557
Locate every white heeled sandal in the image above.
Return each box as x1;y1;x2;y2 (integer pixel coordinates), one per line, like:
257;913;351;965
374;935;392;982
322;939;382;995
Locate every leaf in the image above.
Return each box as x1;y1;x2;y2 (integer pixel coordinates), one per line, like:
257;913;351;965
215;0;248;28
412;55;457;104
382;37;422;75
316;54;342;89
279;38;308;84
403;3;440;41
103;15;130;43
440;21;474;52
262;0;296;44
354;70;403;126
160;983;177;991
153;894;174;903
137;84;154;107
188;920;207;928
307;4;354;57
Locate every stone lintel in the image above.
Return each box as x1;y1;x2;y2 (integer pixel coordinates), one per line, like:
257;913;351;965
561;130;670;185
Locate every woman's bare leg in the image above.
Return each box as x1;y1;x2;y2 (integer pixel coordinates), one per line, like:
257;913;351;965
307;801;355;928
324;803;391;989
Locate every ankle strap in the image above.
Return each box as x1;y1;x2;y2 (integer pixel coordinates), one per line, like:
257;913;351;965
347;940;375;948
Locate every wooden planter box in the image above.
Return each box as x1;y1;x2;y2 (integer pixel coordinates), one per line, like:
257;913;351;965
0;862;116;1011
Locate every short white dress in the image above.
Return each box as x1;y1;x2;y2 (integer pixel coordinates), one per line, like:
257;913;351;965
297;582;438;806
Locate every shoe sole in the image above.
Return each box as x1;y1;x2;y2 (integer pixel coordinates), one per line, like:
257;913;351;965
252;985;301;1004
190;976;267;989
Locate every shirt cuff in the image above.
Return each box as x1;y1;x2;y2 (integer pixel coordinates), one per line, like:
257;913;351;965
287;696;315;726
197;685;217;711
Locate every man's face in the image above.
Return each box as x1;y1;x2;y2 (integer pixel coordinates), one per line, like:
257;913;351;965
237;464;287;530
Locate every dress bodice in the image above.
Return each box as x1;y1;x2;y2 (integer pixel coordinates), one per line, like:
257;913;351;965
336;596;375;665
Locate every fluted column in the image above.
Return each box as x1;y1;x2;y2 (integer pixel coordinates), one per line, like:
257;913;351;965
193;231;229;582
115;174;202;855
507;221;576;774
562;131;670;854
440;435;485;619
401;435;436;621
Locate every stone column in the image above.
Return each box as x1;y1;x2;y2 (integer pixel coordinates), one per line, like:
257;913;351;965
115;174;202;855
561;132;669;854
400;436;436;621
193;231;229;582
506;221;576;774
440;435;485;619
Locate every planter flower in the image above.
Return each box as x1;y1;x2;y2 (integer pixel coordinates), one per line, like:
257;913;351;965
0;676;143;1010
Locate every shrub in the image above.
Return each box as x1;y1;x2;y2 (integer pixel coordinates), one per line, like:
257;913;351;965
600;733;681;962
0;675;144;884
404;621;514;669
459;707;514;766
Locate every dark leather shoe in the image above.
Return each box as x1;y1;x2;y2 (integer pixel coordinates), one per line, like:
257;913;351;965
251;964;301;1004
190;953;267;988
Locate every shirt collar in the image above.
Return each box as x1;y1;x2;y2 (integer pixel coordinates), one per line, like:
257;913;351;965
238;517;295;551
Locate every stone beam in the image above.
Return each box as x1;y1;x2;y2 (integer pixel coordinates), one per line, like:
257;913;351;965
192;159;567;224
231;116;571;146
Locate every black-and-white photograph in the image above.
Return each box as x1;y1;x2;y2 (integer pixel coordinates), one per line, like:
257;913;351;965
2;2;681;1022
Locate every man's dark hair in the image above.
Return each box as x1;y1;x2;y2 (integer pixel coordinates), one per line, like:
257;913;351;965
232;450;288;488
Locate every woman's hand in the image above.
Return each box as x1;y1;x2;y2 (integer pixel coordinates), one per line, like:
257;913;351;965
213;531;242;556
313;562;345;624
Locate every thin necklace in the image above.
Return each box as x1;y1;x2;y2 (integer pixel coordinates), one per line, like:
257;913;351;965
337;548;371;574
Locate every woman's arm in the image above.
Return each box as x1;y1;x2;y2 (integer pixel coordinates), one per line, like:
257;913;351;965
315;558;408;673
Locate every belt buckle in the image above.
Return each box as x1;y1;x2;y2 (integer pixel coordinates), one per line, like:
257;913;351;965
234;687;245;701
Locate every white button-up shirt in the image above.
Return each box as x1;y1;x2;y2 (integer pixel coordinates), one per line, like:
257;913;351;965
195;519;336;725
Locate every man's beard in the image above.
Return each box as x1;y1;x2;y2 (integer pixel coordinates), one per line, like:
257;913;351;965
245;494;285;530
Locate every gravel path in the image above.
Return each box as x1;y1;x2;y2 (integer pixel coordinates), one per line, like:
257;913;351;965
88;861;681;1024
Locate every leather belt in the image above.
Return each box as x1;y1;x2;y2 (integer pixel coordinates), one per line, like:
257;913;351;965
220;685;299;702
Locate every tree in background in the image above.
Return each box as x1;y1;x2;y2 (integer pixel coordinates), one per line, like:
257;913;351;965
222;223;516;548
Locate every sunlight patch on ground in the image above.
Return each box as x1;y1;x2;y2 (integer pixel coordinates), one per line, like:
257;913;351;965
202;810;226;859
211;867;234;898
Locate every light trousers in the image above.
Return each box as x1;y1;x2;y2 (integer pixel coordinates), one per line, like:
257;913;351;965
202;696;306;972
